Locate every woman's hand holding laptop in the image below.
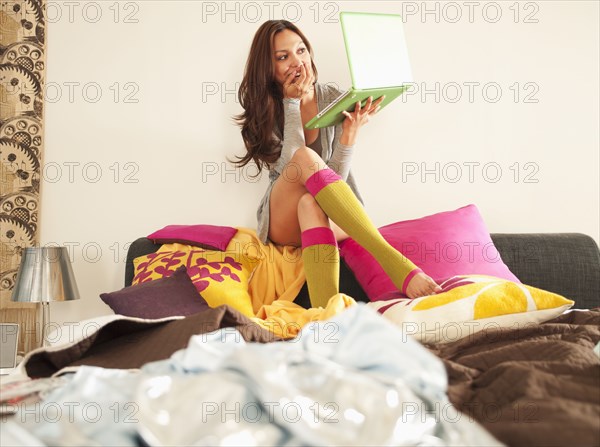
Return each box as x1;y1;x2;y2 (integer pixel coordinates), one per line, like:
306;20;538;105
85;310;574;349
339;95;386;145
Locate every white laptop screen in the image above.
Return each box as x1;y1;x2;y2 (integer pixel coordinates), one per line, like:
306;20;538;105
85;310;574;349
341;12;413;90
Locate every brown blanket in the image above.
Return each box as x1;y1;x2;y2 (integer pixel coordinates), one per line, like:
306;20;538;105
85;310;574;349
425;309;600;447
24;306;282;378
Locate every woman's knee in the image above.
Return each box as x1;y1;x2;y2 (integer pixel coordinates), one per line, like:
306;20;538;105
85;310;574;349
297;192;320;214
297;192;328;228
283;147;326;183
290;146;320;165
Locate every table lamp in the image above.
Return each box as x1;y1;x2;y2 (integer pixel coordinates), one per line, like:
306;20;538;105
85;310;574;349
11;247;80;348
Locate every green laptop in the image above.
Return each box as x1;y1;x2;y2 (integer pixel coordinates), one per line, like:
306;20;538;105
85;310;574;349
305;11;413;130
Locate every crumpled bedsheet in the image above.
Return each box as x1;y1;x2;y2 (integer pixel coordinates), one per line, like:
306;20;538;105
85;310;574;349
2;305;501;446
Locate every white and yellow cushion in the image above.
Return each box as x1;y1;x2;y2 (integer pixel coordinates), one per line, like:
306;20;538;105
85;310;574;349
368;275;574;344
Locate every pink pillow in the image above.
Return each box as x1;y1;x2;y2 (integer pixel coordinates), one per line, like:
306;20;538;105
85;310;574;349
147;224;237;251
339;204;520;301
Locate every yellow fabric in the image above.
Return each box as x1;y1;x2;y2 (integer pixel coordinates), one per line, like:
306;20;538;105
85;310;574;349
233;228;356;337
232;228;355;336
228;227;306;312
132;227;355;338
251;293;356;339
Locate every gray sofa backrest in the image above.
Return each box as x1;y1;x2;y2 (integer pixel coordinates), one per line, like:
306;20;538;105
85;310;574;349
491;233;599;310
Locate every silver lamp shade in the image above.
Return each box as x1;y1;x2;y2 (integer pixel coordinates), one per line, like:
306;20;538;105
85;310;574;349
11;247;80;303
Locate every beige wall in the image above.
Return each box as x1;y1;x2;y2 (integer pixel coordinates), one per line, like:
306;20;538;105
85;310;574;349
41;1;599;324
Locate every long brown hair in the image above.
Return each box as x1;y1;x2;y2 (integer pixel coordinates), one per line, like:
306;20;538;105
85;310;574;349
230;20;318;176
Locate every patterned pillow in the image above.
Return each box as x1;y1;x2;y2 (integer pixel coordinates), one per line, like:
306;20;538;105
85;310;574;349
132;243;256;318
367;275;574;344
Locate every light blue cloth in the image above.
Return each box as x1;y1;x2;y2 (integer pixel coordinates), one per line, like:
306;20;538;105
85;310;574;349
9;304;502;446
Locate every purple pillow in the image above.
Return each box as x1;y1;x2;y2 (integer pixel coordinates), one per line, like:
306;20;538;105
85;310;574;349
147;224;238;250
100;266;209;318
339;204;520;301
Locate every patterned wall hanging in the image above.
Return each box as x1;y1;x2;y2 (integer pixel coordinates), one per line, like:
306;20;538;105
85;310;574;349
0;0;46;353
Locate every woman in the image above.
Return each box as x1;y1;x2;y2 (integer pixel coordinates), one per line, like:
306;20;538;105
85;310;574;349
233;20;441;307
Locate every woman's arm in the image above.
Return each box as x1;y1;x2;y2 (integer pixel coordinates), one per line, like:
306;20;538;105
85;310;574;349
328;127;355;181
329;95;385;179
270;98;306;176
324;84;355;180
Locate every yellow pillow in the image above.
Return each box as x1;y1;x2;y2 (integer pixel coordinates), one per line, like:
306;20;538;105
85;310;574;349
132;243;255;318
368;275;574;344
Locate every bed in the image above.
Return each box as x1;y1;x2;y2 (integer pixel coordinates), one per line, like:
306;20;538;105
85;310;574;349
1;227;599;446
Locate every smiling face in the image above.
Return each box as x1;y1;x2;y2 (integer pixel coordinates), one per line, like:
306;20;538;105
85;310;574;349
272;29;314;87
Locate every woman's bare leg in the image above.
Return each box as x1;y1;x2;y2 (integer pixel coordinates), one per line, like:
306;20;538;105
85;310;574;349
330;220;350;242
268;147;329;247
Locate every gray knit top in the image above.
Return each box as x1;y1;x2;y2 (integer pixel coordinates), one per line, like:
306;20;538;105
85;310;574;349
255;82;364;244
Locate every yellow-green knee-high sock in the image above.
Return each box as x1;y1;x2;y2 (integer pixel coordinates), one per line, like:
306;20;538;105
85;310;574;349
301;227;340;308
305;168;422;295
